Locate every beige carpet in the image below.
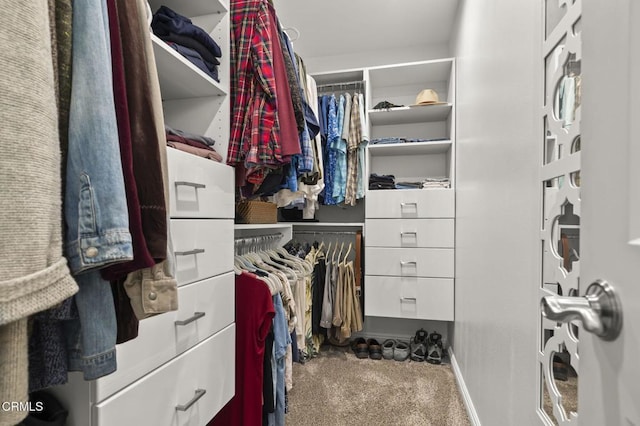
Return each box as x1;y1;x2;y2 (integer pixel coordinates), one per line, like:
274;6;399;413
287;346;470;426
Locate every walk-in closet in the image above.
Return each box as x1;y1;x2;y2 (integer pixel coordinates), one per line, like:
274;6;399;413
2;0;639;425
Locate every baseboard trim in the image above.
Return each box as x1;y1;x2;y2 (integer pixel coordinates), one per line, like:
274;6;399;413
449;348;481;426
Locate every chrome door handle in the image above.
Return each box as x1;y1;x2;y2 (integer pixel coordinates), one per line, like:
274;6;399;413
541;279;622;341
175;181;206;189
175;389;206;411
175;312;206;326
400;232;417;238
175;248;205;256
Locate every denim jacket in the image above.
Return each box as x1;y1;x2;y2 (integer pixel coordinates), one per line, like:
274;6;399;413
64;0;133;380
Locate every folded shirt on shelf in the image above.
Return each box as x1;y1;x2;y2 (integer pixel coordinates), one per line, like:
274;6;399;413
368;174;450;190
152;6;222;58
165;42;219;81
152;6;222;82
369;173;396;190
165;125;216;147
167;141;222;162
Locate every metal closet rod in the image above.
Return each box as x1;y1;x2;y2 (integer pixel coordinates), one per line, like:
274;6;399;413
316;81;364;90
293;230;358;236
234;233;283;246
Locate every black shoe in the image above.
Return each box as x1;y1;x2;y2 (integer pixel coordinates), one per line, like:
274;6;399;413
19;391;68;426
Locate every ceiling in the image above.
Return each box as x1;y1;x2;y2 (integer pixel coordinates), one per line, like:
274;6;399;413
273;0;460;61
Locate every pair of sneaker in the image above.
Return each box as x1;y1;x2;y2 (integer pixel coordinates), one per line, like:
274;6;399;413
382;339;410;361
409;329;444;364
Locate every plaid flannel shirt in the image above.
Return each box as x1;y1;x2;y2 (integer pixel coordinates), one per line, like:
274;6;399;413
229;0;282;168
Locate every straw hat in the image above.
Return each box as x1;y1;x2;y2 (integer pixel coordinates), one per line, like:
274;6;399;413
412;89;446;106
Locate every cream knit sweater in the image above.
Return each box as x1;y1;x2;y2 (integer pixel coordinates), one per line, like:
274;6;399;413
0;2;79;424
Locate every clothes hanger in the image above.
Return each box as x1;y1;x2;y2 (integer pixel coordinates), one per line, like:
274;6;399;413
343;242;353;264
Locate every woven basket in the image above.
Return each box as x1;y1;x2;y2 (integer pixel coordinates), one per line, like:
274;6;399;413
235;200;277;224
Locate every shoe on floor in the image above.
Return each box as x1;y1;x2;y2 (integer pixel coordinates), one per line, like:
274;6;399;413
394;341;410;361
382;339;396;360
426;332;443;364
351;337;369;359
410;328;428;362
367;338;383;360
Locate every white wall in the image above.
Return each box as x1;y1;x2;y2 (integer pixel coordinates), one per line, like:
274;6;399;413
452;0;541;424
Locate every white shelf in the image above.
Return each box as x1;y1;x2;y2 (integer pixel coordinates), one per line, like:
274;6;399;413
368;104;452;125
234;224;291;230
148;0;228;17
291;222;364;228
313;69;365;86
368;140;452;156
152;34;227;100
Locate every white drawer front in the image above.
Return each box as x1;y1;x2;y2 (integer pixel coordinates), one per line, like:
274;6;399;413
364;276;454;321
94;273;235;402
365;247;454;278
365;189;454;218
94;325;235;426
168;148;234;219
171;219;233;285
366;219;454;248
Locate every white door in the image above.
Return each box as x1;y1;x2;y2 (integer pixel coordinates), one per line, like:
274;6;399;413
539;0;640;424
579;0;640;424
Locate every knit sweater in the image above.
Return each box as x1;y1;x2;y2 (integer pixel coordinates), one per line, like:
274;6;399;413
0;1;79;424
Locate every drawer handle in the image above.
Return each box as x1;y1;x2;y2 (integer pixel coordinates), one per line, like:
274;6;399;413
400;261;417;267
175;311;206;326
175;181;206;190
400;297;417;302
400;202;418;209
175;248;205;256
175;389;206;411
400;232;418;238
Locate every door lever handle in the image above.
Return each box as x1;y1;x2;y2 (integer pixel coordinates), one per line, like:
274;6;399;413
541;279;622;341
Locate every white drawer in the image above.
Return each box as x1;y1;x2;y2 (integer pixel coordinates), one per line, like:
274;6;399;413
168;148;234;219
94;273;235;402
365;189;454;218
364;276;454;321
171;219;233;285
366;219;454;248
365;247;454;278
94;325;235;426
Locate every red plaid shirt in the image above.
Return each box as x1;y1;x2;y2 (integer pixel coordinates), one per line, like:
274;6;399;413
229;0;283;169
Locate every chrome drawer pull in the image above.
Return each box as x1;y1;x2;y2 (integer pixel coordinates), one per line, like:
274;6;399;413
175;312;206;326
400;232;418;238
400;202;417;208
174;248;205;256
400;297;417;302
400;261;417;266
175;389;206;411
175;181;206;189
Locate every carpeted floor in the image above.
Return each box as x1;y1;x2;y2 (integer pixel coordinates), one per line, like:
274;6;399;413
286;346;470;426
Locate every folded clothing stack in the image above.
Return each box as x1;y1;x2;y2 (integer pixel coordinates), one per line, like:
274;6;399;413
369;173;395;190
152;6;222;82
165;125;222;162
422;177;450;189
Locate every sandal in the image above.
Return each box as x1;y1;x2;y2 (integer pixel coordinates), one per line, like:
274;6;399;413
367;338;383;360
410;328;428;362
426;332;443;364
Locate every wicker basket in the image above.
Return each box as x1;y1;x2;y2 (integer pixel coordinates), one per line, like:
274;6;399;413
235;200;277;224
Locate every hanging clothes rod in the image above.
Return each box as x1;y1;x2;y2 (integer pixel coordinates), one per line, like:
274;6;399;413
234;233;283;247
316;81;364;91
293;230;358;236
